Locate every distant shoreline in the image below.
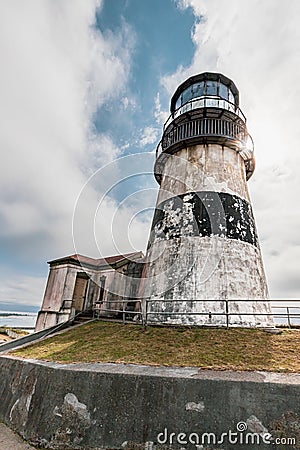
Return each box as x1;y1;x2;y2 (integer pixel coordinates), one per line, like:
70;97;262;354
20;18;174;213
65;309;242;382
0;311;37;331
0;313;32;317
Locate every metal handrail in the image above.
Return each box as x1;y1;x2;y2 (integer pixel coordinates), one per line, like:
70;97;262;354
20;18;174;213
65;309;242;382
164;96;247;131
160;117;248;155
92;299;300;329
41;310;84;339
93;299;144;326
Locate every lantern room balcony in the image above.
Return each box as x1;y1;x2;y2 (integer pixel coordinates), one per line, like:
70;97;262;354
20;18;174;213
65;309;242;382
154;98;255;184
164;95;246;130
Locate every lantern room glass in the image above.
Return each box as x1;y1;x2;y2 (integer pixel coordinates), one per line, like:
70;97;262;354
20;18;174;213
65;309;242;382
174;79;237;110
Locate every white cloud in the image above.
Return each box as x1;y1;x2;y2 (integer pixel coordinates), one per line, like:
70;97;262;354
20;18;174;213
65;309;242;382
121;96;137;111
166;0;300;298
0;0;137;306
85;133;122;175
140;126;159;147
72;152;157;259
154;92;169;125
0;272;46;307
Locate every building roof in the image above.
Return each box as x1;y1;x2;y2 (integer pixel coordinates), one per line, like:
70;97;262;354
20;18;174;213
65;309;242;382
48;251;144;270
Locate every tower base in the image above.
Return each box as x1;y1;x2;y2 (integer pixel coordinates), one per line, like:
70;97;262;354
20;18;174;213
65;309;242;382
144;236;274;328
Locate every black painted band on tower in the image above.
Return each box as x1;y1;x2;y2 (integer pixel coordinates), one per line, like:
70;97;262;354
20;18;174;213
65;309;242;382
149;191;258;248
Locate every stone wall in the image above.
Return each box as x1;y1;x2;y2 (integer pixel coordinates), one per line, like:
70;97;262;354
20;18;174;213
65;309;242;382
0;356;299;449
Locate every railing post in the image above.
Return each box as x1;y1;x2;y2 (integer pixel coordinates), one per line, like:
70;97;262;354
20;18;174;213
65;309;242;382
226;300;229;329
141;298;147;329
287;307;291;328
144;299;148;329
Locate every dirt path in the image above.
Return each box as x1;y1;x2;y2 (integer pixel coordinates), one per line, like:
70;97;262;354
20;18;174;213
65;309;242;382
0;333;12;344
0;423;38;450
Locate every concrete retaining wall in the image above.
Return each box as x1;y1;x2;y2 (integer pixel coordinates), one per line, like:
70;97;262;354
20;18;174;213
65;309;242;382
0;356;299;449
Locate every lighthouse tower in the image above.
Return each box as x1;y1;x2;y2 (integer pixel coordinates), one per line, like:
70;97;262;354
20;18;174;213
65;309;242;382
142;72;273;327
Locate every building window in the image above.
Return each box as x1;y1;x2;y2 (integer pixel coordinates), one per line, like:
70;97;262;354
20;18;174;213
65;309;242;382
181;86;193;105
174;79;236;110
206;80;218;96
219;83;228;100
175;97;181;109
228;89;235;104
192;81;205;98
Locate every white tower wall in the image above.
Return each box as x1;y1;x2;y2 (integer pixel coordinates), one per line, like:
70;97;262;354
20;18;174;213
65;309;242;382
141;72;274;327
144;144;272;326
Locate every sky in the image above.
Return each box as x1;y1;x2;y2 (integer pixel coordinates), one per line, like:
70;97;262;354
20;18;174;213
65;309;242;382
0;0;300;309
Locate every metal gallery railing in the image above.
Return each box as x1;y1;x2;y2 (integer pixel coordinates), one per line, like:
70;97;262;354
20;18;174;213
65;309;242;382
93;299;300;329
164;96;247;130
160;117;248;154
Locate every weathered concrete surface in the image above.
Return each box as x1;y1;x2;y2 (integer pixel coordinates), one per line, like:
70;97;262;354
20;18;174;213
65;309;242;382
36;252;144;332
0;356;300;449
0;422;40;450
156;145;250;205
144;236;272;327
141;144;273;327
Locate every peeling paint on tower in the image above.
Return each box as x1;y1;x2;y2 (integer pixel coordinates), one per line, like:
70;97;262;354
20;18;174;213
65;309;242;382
141;72;274;327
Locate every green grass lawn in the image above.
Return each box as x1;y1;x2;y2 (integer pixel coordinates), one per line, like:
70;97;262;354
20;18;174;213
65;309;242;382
12;321;300;373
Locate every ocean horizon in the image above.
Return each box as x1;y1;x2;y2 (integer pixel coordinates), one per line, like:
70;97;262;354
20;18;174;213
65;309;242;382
0;310;37;329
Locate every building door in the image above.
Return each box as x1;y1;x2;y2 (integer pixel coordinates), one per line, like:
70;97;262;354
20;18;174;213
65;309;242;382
72;274;88;313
